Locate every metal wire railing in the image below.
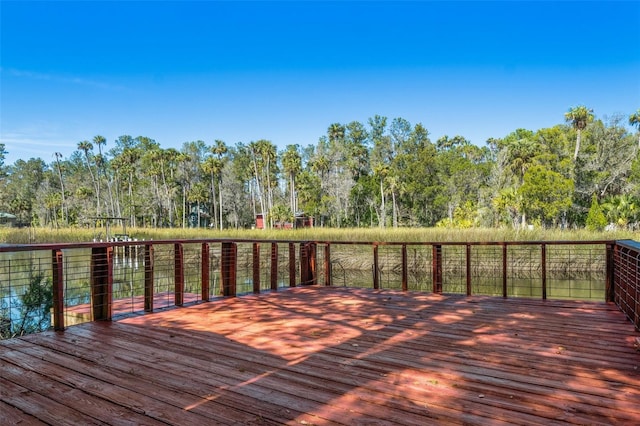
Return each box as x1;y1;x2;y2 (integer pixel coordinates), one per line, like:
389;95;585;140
613;240;640;329
0;238;627;337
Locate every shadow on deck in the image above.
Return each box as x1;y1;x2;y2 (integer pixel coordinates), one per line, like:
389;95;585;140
2;286;640;425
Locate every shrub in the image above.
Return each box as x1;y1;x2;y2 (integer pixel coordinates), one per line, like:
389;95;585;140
586;194;607;231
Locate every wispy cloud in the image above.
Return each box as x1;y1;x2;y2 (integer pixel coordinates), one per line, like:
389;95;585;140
0;67;126;91
0;125;81;164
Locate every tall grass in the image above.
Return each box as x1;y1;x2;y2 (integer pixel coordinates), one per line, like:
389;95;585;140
0;225;636;245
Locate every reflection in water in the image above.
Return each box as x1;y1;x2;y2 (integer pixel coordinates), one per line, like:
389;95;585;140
329;268;604;300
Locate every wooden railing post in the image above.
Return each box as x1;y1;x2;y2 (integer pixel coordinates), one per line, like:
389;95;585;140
174;243;184;306
466;244;472;296
309;242;317;285
606;242;615;303
253;242;261;294
615;243;625;306
401;244;408;291
300;243;309;285
51;249;64;331
271;243;279;291
432;245;442;294
324;243;331;286
502;243;508;298
221;242;237;297
144;244;154;312
201;242;210;302
91;246;113;321
541;243;547;300
300;242;317;285
289;243;296;287
373;244;380;290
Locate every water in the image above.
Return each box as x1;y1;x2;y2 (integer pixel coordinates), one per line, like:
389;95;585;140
328;268;605;300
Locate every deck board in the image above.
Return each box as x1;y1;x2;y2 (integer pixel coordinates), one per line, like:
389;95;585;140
2;286;640;425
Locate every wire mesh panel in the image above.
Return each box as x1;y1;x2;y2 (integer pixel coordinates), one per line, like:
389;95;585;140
151;244;176;310
406;245;432;292
234;242;255;295
546;244;606;300
111;244;145;316
315;242;326;287
273;242;293;289
289;242;300;287
507;245;543;298
253;242;271;292
441;245;467;294
376;245;403;290
208;243;222;298
467;245;504;296
328;244;374;288
269;242;288;291
0;250;53;339
62;248;93;325
614;242;640;329
183;242;203;303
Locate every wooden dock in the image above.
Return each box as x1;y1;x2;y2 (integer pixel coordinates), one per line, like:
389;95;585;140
2;286;640;425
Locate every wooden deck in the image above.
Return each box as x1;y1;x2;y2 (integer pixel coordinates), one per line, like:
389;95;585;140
61;292;202;325
2;286;640;425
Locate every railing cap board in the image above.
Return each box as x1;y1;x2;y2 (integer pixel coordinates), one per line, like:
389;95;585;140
616;239;640;252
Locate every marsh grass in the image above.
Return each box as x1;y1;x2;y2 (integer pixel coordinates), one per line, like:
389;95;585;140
0;226;635;245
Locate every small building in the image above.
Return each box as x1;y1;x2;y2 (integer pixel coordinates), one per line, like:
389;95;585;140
255;213;313;230
255;214;266;230
295;214;314;228
0;212;17;227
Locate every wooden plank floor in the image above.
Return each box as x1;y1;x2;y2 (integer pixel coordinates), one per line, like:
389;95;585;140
63;292;202;325
2;286;640;425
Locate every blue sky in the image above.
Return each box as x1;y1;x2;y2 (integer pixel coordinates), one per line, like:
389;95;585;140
1;1;639;165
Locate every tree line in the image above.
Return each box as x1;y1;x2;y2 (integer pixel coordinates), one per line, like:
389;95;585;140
1;107;639;231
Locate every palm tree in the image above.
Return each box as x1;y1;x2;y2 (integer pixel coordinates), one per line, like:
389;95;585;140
248;141;267;228
327;123;345;147
53;152;67;225
112;147;140;226
202;156;223;229
93;135;115;216
77;140;99;215
188;182;209;228
505;134;538;186
212;140;228;230
93;134;106;153
261;141;277;222
629;109;640;148
602;194;637;229
309;145;330;181
164;148;181;226
281;145;302;220
564;105;594;161
249;140;277;228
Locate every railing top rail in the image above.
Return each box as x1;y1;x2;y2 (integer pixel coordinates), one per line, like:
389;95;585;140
332;240;616;247
615;239;640;252
0;238;617;253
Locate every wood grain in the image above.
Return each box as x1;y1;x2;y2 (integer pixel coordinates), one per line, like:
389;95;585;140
1;286;639;425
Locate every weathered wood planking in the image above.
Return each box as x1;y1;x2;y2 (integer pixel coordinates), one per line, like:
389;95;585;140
2;286;640;425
